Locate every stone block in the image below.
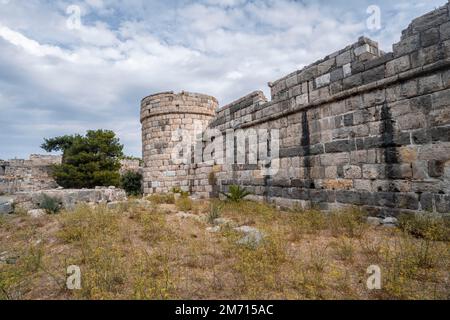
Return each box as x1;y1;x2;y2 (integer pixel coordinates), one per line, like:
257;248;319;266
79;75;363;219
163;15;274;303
330;68;344;82
315;73;331;88
343;63;352;77
393;34;420;56
420;193;434;211
343;165;362;179
0;201;13;215
434;194;450;213
325;140;354;153
385;55;410;77
336;190;362;205
440;21;450;40
362;65;385;84
363;164;385;179
412;161;429;180
354;44;370;56
418;143;450;161
430;126;450;142
323;179;353;190
395;193;419;210
367;192;396;208
286;74;299;88
412;129;431;145
325;166;338;179
343;73;362;90
318;58;336;74
337;50;352;66
354;179;372;191
418;74;443;95
411;45;442;68
397;112;427;131
364;89;386;107
431;88;450;108
429;160;445;177
385;164;413;179
421;27;440;47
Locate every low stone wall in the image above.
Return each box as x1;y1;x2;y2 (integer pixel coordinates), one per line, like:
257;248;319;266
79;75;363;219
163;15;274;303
13;187;127;211
0;155;61;194
119;159;142;175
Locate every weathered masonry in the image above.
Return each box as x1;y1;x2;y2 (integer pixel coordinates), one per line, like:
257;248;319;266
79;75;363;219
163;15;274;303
0;155;143;196
0;155;61;194
141;92;218;195
141;3;450;215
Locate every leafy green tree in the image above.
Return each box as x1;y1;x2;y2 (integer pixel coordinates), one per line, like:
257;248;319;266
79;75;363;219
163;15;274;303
41;130;124;189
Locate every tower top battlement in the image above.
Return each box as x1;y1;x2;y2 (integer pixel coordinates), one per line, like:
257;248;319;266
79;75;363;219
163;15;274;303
140;91;218;124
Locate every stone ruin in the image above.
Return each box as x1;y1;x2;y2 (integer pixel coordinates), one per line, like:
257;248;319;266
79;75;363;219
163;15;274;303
141;3;450;216
119;159;143;175
0;155;139;214
0;154;142;196
0;154;62;195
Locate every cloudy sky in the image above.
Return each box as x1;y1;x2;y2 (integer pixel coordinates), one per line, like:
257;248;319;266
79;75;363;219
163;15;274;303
0;0;445;159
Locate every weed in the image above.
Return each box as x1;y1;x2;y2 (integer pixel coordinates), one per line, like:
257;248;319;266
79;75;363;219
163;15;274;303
331;237;355;262
147;193;175;205
172;187;190;198
287;210;327;239
138;211;169;243
207;202;222;225
175;196;193;212
39;194;62;214
359;235;384;260
329;208;368;238
230;234;286;298
398;213;450;241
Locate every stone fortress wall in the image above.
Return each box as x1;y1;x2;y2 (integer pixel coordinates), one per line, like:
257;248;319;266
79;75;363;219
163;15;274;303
142;3;450;215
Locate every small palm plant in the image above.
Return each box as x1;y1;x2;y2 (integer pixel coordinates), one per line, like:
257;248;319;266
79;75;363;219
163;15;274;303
221;185;251;202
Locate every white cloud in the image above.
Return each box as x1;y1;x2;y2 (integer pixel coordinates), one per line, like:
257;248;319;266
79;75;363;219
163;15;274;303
0;24;71;59
0;0;446;159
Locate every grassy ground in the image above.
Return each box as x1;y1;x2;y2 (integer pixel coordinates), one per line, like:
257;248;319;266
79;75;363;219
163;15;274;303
0;197;449;300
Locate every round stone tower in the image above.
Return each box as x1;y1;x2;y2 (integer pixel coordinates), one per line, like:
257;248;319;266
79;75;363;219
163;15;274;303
140;91;218;195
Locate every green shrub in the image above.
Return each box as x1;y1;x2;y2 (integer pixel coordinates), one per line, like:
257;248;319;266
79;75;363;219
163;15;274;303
39;194;61;214
120;171;142;196
398;213;450;241
221;185;251;202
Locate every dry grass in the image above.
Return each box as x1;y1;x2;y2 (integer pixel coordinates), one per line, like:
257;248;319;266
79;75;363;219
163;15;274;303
0;198;449;300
